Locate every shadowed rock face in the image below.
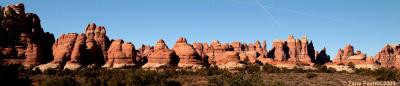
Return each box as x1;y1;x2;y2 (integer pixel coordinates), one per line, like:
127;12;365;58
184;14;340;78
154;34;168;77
0;3;55;67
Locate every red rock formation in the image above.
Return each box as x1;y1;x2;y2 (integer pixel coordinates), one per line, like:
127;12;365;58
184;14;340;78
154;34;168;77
37;33;78;70
138;44;153;64
257;55;273;64
0;3;55;66
272;39;287;61
142;39;177;69
193;42;207;62
329;44;380;70
375;44;400;68
244;51;258;64
214;51;244;69
286;35;313;65
64;34;86;70
231;41;242;52
102;39;136;68
333;44;356;64
173;37;203;69
83;23;110;66
23;39;41;67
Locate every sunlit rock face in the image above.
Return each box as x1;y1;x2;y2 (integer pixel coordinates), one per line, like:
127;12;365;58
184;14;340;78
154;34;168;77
173;37;203;69
36;23;112;71
329;44;380;70
102;39;136;68
375;44;400;69
36;33;79;71
214;51;244;69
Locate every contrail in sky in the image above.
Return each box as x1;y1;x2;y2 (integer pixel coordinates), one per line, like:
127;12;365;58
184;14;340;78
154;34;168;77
228;0;360;26
254;0;284;29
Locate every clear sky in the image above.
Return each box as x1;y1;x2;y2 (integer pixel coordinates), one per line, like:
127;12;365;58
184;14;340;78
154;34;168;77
1;0;399;58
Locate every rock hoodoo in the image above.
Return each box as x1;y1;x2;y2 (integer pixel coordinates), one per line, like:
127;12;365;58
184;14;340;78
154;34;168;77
102;39;136;68
173;37;203;69
36;23;111;71
37;33;79;70
142;39;177;69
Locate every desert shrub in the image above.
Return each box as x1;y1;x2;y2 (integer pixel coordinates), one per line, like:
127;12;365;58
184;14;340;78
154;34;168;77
262;63;282;73
374;68;399;81
239;64;261;74
315;64;336;73
197;67;231;76
292;67;306;73
208;72;264;86
42;68;60;75
268;81;285;86
355;68;399;81
347;62;356;69
39;76;77;86
306;72;317;79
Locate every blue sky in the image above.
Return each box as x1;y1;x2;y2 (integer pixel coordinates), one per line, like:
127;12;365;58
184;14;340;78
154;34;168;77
1;0;399;58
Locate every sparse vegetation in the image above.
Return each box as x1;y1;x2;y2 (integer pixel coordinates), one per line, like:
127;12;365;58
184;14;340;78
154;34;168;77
0;63;398;85
354;67;400;81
